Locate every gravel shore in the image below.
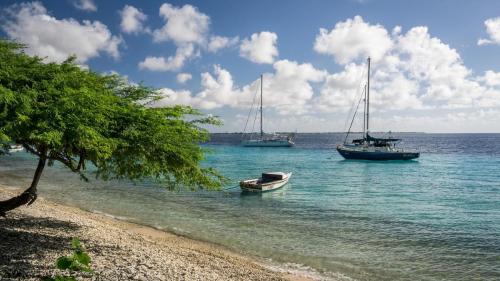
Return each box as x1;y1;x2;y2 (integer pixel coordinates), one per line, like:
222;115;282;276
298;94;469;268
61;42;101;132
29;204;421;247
0;187;316;281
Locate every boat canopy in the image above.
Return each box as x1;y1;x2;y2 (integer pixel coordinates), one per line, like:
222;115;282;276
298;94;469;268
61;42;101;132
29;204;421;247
366;134;400;142
352;134;400;145
262;172;286;181
352;138;364;144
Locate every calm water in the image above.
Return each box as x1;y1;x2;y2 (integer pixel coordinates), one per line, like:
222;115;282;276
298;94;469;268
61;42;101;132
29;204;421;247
1;133;499;280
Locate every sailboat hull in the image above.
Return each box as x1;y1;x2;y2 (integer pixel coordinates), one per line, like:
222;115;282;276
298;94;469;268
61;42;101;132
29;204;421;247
337;146;419;160
241;139;294;147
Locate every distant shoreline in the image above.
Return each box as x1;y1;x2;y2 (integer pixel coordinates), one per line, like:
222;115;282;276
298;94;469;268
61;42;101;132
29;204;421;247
210;132;500;134
210;132;427;134
0;185;322;281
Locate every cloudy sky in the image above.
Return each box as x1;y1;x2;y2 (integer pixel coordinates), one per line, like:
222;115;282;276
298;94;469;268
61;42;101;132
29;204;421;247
2;0;500;133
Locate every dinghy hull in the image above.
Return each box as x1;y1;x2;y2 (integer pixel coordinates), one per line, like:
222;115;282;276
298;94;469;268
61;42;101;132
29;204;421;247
240;172;292;192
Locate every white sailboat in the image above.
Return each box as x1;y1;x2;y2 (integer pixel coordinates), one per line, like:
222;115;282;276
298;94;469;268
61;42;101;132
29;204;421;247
241;75;294;147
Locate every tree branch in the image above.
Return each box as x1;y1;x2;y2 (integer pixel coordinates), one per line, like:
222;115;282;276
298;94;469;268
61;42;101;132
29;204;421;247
49;151;89;181
22;144;41;157
77;151;85;170
49;152;78;172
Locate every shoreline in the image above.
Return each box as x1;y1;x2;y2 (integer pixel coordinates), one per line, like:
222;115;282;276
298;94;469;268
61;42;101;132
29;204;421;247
0;185;325;281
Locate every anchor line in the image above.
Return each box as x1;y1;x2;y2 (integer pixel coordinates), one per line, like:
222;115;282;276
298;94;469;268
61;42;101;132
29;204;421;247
221;184;240;191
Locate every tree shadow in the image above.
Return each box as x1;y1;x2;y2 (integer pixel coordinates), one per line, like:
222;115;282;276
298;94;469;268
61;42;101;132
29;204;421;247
0;214;80;280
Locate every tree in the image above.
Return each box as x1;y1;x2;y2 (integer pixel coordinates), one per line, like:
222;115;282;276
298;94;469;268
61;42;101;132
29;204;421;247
0;39;225;215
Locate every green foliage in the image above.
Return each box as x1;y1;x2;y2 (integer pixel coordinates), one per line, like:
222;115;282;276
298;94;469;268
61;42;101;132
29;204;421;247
42;238;92;281
0;39;226;190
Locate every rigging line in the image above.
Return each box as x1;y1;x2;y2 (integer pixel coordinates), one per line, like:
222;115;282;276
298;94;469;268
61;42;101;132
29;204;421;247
242;81;259;140
342;98;357;134
242;82;259;134
342;66;369;133
250;93;260;137
221;184;240;191
344;85;366;144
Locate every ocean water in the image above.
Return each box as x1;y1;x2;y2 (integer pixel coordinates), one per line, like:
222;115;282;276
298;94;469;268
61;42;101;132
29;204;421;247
1;133;499;280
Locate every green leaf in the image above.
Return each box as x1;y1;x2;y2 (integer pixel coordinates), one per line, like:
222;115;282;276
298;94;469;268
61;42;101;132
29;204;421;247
74;251;91;266
70;237;81;250
55;256;73;270
0;38;226;191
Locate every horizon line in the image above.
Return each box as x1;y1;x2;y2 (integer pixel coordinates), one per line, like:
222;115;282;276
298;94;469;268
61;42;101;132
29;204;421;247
209;131;500;134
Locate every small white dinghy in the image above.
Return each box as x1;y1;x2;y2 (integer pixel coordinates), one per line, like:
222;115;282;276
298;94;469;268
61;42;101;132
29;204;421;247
240;172;292;192
8;144;24;153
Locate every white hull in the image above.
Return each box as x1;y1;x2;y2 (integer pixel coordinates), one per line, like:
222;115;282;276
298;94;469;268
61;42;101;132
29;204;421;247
241;139;294;147
8;145;24;153
240;172;292;192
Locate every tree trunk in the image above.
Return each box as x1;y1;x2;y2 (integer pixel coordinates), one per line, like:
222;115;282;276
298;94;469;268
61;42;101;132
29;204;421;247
0;155;47;216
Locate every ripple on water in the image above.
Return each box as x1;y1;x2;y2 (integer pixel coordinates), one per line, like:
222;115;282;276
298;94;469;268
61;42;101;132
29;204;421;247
1;133;500;281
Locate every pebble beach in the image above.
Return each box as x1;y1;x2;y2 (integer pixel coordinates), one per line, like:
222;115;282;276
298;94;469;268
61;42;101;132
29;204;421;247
0;187;315;281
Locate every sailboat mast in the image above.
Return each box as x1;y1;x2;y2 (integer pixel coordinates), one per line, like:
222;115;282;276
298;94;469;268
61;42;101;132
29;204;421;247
366;57;371;139
363;84;366;138
260;74;263;138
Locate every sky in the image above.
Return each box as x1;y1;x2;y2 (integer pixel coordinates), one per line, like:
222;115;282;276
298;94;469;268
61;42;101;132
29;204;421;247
1;0;500;133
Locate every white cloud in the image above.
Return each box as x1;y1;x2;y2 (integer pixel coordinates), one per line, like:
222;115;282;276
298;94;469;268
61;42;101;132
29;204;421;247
376;109;500;133
315;61;422;114
479;70;500;86
314;16;393;64
392;25;402;36
146;14;500;132
313;16;500;119
396;26;468;82
152;15;500;129
153;88;198;108
176;73;192;84
478;17;500;45
396;26;481;108
141;3;208;71
2;2;121;63
154;61;325;114
73;0;97;12
157;65;252;110
196;65;240;109
263;60;326;114
120;5;148;34
372;73;422;110
315;63;367;112
208;36;239;53
152;3;209;45
141;3;239;71
138;43;195;71
240;31;279;64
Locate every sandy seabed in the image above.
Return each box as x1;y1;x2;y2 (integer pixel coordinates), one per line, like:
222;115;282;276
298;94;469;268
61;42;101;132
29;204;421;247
0;186;321;281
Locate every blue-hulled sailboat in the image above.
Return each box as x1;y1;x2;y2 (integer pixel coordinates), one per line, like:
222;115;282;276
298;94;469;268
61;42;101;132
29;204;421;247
336;58;419;160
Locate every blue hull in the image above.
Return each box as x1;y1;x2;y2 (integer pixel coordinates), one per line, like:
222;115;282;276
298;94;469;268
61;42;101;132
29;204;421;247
337;147;419;160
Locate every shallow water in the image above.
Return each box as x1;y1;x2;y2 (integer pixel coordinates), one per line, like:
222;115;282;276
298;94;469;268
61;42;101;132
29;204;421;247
1;133;499;280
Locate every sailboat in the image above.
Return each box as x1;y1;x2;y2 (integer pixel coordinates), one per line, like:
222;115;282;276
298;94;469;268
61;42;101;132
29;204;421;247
241;75;294;147
336;58;420;160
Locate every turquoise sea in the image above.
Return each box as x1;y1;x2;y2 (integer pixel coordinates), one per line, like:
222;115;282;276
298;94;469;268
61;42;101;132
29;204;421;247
1;133;499;280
